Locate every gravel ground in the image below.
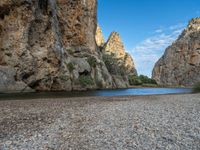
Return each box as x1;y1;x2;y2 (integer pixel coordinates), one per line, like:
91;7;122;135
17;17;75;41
0;94;200;150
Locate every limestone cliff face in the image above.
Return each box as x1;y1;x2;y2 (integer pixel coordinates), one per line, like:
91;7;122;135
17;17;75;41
103;32;137;76
0;0;115;92
96;29;137;88
95;25;105;47
152;18;200;86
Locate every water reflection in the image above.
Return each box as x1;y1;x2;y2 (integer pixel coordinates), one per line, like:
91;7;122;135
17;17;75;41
0;88;192;100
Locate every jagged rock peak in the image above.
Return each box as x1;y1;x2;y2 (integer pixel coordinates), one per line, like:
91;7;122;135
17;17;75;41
95;26;137;87
104;32;126;58
188;17;200;31
95;25;105;47
103;31;137;76
152;17;200;86
178;17;200;39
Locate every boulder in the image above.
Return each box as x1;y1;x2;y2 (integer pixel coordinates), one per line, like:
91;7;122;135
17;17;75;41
0;66;32;92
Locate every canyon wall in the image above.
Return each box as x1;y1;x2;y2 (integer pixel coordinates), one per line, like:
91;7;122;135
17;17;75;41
0;0;114;92
0;0;138;92
153;18;200;86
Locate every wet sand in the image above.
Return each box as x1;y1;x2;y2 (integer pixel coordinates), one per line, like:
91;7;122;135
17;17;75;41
0;94;200;150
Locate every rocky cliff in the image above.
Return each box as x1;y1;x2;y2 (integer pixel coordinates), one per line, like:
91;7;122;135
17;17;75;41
95;27;137;88
0;0;116;92
152;18;200;86
103;32;137;76
95;25;105;47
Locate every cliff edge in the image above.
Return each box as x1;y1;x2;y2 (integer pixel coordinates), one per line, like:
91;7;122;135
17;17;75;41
152;18;200;86
0;0;114;92
0;0;137;92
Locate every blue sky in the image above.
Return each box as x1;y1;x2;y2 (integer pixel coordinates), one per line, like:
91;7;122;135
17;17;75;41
98;0;200;77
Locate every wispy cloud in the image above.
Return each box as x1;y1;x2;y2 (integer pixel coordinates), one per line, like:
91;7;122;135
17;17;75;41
169;23;185;30
155;29;163;33
129;23;186;77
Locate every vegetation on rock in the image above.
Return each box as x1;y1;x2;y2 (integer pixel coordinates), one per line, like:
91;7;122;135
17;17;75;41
87;56;97;68
129;75;157;86
67;63;75;72
59;75;70;82
79;75;94;87
128;75;142;85
103;53;126;76
139;75;157;84
193;82;200;93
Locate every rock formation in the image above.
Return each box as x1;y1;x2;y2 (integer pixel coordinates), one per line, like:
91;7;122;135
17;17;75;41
95;25;105;47
103;32;137;76
0;0;138;92
0;0;116;92
95;27;137;88
152;18;200;86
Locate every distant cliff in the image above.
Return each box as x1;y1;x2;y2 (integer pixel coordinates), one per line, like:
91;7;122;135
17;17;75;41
103;32;137;76
153;18;200;86
96;27;137;88
0;0;137;92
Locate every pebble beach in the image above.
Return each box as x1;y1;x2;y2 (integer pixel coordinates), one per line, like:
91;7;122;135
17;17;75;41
0;94;200;150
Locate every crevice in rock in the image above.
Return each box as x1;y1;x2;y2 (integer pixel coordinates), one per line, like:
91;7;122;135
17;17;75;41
0;1;31;20
28;79;41;89
38;0;48;14
0;6;10;19
79;70;90;76
48;0;64;66
28;0;64;67
21;72;35;81
27;19;51;47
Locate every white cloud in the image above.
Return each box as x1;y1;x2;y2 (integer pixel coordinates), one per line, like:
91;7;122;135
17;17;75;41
155;29;163;33
169;23;185;30
129;23;186;77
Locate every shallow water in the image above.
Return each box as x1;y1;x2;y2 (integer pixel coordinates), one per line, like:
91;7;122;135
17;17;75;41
0;88;192;100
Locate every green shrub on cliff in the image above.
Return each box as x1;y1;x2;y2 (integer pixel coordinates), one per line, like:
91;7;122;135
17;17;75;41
102;53;125;76
87;56;97;68
79;75;94;86
138;75;157;84
193;82;200;93
67;63;75;72
128;75;142;85
129;75;157;86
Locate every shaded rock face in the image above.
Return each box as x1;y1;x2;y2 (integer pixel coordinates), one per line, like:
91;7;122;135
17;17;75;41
0;66;32;92
152;18;200;86
0;0;115;92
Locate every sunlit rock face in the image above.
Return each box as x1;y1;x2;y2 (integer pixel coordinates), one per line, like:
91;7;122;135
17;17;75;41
95;25;105;47
95;28;137;88
0;0;140;92
0;0;116;92
103;32;137;76
152;18;200;86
